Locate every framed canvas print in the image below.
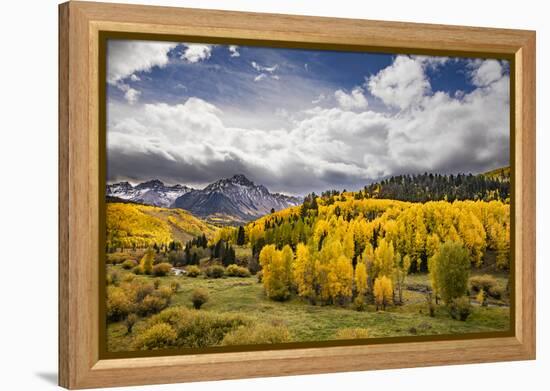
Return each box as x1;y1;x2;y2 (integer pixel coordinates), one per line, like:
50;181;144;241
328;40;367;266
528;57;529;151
59;1;536;389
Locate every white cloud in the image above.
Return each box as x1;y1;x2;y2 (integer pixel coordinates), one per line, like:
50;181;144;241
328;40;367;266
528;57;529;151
107;40;177;84
130;74;141;82
312;93;326;105
367;55;430;110
334;87;368;110
124;88;141;104
181;44;212;63
470;59;503;87
251;61;278;73
228;45;240;57
254;74;267;82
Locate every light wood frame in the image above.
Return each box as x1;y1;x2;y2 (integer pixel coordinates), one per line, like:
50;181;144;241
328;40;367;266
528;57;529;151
59;1;536;389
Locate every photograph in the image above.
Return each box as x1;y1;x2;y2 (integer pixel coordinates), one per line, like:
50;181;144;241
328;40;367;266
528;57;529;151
103;39;511;353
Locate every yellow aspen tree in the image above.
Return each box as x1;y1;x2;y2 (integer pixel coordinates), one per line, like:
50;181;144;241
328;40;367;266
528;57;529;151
140;248;155;275
354;261;368;297
373;276;393;310
281;245;294;287
259;245;290;301
327;255;353;305
293;243;316;300
343;229;355;259
373;238;395;279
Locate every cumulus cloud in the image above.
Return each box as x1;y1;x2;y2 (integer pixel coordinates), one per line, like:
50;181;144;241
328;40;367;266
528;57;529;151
312;93;326;104
130;74;141;82
108;56;509;195
181;44;212;63
367;55;431;110
107;40;177;84
334;87;368;110
228;45;240;57
470;59;503;87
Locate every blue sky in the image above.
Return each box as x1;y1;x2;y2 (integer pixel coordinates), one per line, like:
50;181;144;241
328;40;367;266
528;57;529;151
106;40;510;195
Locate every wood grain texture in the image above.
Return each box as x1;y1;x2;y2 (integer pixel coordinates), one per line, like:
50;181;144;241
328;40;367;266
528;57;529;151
58;1;536;389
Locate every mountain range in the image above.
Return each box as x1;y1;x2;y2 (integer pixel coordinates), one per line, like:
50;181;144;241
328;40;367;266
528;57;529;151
106;179;194;208
107;175;301;224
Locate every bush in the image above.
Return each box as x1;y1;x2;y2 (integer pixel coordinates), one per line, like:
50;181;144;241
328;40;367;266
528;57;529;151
133;322;177;350
191;288;209;309
121;259;138;270
226;264;251;277
138;294;168;316
140;249;155;275
124;313;138;334
469;274;497;294
152;262;172;277
158;286;173;300
205;265;225;279
488;286;504;299
123;273;135;283
142;306;250;348
170;281;180;293
221;323;290;346
476;289;488;307
256;270;263;283
107;269;121;286
186;265;201;277
448;296;472;321
334;328;370;340
153;279;161;290
352;296;367;312
132;265;144;275
106;286;131;321
106;252;130;265
131;282;154;302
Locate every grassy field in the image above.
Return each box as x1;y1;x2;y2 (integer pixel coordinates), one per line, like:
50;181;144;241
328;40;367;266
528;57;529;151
107;265;510;352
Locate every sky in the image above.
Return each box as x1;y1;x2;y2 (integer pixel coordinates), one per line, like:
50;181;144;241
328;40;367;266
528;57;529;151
106;40;510;196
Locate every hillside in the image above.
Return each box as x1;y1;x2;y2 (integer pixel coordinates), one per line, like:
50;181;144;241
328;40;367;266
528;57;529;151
106;203;217;251
482;166;511;182
359;170;510;203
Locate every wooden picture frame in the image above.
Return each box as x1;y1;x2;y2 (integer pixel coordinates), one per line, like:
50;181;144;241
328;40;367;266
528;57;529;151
59;1;536;389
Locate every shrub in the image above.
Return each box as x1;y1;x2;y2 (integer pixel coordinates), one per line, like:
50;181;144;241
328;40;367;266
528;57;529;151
191;288;209;309
153;279;161;290
226;264;251;277
256;270;263;283
186;265;201;277
469;274;497;294
488;286;504;300
448;296;472;321
106;252;130;265
121;259;138;270
373;276;393;310
133;322;177;350
158;286;173;301
352;296;367;312
132;265;144;275
476;289;488;307
107;269;121;286
221;323;290;346
143;306;250;348
152;262;172;277
170;281;180;293
429;241;470;304
334;328;370;339
131;282;155;302
138;294;168;316
106;286;131;321
205;265;225;279
124;313;138;334
123;273;135;283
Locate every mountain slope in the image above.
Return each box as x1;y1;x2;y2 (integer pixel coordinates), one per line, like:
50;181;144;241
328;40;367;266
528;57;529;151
174;174;301;224
106;202;217;250
106;179;194;207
